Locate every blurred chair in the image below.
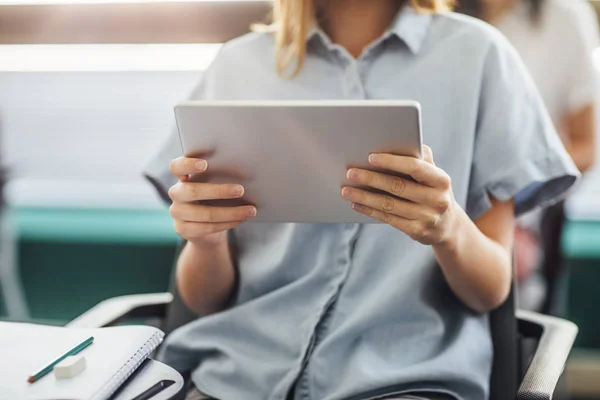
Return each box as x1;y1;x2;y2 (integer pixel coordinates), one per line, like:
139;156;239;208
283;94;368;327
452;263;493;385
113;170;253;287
539;201;567;315
560;193;600;398
0;210;28;320
0;113;28;320
12;207;179;324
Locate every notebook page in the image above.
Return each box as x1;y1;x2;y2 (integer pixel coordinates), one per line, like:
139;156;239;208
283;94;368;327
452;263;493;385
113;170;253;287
0;323;163;400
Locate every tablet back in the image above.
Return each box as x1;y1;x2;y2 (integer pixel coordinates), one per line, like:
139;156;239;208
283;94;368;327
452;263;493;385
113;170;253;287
174;100;422;223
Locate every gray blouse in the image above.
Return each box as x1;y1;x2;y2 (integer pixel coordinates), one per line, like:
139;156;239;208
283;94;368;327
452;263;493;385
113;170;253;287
145;8;579;400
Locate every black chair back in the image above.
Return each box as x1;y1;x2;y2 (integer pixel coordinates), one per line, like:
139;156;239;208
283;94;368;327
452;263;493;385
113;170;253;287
540;201;566;315
489;282;519;400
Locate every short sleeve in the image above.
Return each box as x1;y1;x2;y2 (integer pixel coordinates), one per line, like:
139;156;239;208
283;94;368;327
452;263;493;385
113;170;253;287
466;37;580;220
144;130;182;203
562;1;600;113
143;73;211;203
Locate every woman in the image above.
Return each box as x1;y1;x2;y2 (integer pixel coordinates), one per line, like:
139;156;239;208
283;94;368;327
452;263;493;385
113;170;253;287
458;0;598;310
145;0;579;399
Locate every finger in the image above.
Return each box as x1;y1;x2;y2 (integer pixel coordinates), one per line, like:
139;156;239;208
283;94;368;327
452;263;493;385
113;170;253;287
170;203;257;223
368;153;449;189
169;157;208;181
422;145;435;165
341;187;427;220
351;203;414;232
168;182;245;202
174;220;243;238
346;168;435;204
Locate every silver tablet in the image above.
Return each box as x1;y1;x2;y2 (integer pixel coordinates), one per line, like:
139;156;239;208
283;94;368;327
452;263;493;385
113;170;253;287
174;100;422;223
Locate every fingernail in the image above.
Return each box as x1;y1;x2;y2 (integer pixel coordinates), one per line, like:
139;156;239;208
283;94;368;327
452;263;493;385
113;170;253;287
352;203;364;212
232;185;244;197
369;154;379;164
195;160;207;171
247;207;257;217
346;169;359;181
341;187;352;199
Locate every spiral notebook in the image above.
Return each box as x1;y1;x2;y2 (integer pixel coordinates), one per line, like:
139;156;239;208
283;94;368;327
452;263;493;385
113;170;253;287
0;322;164;400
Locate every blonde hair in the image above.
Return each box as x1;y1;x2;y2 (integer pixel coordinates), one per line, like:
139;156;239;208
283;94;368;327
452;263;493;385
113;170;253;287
256;0;454;76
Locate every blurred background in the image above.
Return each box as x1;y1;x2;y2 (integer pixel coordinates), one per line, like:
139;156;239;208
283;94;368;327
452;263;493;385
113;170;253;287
0;0;599;399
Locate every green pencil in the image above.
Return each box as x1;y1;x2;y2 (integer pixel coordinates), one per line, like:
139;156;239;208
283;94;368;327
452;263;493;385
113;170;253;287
27;336;94;383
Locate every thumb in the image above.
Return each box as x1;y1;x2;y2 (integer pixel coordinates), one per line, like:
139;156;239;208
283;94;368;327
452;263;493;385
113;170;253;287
422;145;435;166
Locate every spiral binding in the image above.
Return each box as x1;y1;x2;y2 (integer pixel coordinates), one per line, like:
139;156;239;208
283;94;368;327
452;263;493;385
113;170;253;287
90;331;165;400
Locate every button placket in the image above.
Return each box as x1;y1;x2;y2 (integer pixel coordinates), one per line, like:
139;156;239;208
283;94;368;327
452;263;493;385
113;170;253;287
343;63;365;99
301;224;361;400
330;47;362;99
292;224;361;400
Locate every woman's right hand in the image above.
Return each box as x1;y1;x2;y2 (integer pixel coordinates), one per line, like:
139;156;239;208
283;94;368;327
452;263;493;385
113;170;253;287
168;157;257;247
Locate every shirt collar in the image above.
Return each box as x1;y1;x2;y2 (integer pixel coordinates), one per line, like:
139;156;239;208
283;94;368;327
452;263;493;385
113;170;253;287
307;5;433;55
388;6;433;54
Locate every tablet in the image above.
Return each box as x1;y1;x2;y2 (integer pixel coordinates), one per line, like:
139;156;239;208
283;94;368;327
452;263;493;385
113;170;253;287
174;100;422;223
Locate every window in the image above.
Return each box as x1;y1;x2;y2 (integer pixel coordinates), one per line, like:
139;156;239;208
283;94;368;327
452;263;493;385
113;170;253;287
0;44;222;71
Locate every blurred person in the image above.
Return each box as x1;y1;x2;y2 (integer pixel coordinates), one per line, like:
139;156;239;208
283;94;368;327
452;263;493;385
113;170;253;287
457;0;599;310
145;0;579;399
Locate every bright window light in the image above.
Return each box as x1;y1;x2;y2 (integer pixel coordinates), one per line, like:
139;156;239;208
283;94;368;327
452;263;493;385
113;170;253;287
0;44;222;71
594;47;600;73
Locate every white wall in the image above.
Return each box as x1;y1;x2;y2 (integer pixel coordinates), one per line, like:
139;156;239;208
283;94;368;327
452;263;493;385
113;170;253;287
1;71;202;208
0;44;212;209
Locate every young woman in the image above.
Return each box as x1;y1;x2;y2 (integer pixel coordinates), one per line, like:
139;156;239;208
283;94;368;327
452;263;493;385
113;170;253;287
145;0;579;399
457;0;598;310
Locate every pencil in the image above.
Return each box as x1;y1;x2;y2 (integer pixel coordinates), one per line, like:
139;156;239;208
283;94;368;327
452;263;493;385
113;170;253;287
27;336;94;383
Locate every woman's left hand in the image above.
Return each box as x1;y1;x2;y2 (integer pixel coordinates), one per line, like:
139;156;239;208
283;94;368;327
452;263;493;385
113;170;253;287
341;145;458;246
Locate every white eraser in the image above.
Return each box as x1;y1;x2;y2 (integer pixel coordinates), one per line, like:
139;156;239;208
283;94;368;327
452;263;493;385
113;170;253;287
53;355;87;379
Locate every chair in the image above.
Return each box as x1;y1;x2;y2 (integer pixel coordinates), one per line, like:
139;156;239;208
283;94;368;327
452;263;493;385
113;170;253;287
539;201;567;315
0;113;28;321
68;251;578;400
